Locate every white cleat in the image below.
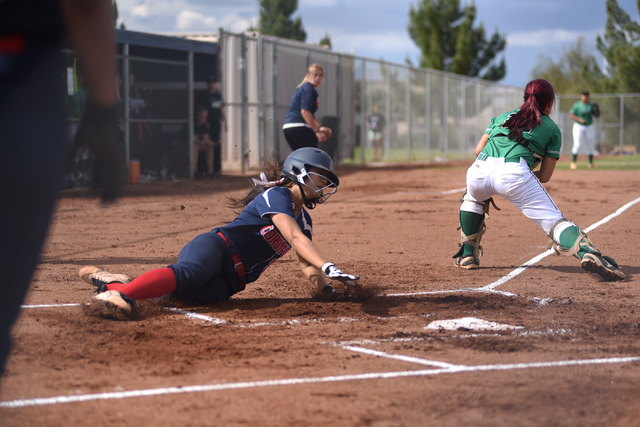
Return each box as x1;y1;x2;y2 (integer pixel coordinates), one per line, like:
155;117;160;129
92;290;135;317
79;266;131;289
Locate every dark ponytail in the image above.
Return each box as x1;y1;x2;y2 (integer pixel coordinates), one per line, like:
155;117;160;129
502;79;555;138
227;161;293;213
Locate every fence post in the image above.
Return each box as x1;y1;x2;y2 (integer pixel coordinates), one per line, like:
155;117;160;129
240;33;248;173
272;41;279;162
461;79;466;154
475;82;480;153
336;54;341;163
406;68;411;161
426;71;431;160
188;50;194;178
360;60;366;165
384;63;391;162
619;95;624;153
123;43;130;170
444;75;449;158
258;35;265;162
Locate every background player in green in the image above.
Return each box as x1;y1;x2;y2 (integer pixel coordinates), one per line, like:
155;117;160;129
453;79;624;282
569;89;598;169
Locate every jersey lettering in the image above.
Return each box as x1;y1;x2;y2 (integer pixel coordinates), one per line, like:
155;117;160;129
260;225;291;257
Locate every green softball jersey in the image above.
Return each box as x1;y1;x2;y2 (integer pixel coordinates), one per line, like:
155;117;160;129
479;109;562;168
570;101;593;125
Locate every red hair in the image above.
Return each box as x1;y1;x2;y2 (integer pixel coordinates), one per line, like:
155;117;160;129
502;79;555;138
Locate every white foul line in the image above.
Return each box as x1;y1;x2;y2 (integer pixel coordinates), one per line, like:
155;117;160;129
339;345;462;369
1;355;637;409
163;307;226;324
21;303;82;308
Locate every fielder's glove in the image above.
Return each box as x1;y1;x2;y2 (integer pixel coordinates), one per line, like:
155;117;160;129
322;262;360;287
69;102;123;203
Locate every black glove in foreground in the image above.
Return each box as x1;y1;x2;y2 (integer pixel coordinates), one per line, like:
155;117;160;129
70;102;123;203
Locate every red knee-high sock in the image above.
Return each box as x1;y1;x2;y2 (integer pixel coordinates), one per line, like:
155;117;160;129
106;268;177;301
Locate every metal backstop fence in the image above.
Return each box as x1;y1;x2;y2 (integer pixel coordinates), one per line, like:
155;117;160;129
63;30;639;184
219;30;524;171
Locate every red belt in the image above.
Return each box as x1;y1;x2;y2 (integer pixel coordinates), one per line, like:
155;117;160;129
0;34;26;55
217;232;247;290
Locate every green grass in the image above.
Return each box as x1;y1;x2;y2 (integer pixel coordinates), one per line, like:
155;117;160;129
555;155;640;171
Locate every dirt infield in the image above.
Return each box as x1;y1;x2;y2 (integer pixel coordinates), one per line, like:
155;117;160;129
1;161;639;426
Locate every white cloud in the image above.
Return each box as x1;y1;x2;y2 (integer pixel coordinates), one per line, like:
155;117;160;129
132;3;150;18
508;29;601;47
176;10;217;30
327;30;419;61
218;14;256;33
300;0;338;8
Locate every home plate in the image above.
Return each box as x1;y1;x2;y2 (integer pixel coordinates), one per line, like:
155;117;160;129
425;317;524;331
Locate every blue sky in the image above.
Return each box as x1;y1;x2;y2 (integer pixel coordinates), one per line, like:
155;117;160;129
116;0;640;87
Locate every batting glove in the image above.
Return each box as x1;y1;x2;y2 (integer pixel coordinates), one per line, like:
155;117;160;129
322;262;360;286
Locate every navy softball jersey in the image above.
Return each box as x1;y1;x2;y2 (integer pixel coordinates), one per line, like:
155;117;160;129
168;187;313;303
284;82;319;125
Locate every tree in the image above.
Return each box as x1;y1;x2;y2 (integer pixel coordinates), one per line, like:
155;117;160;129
111;0;119;27
111;0;126;28
596;0;640;93
319;33;331;49
530;37;605;94
408;0;506;81
258;0;306;42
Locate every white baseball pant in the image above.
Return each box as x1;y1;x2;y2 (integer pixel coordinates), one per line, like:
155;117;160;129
572;122;595;155
461;157;572;243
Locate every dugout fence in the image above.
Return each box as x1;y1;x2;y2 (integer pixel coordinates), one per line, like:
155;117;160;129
63;29;220;184
220;30;640;170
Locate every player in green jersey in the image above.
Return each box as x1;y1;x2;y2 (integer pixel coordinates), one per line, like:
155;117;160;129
453;79;624;282
569;90;597;169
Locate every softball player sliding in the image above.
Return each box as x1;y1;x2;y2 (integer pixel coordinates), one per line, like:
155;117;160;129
453;79;624;282
79;148;359;316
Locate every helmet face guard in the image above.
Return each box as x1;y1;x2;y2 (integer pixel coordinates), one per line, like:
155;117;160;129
295;168;337;204
282;148;339;208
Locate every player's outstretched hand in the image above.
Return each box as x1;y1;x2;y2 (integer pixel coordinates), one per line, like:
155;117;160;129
322;262;360;287
71;102;123;203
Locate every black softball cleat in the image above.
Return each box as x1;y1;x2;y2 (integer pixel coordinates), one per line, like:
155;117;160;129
581;253;625;281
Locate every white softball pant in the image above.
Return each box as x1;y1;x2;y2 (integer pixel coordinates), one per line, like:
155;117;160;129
461;157;573;243
572;122;595;155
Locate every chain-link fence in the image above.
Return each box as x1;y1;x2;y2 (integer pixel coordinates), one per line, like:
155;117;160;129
220;30;524;171
63;29;640;185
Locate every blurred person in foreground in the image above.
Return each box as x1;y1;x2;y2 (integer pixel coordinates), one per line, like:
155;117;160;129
0;0;121;377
